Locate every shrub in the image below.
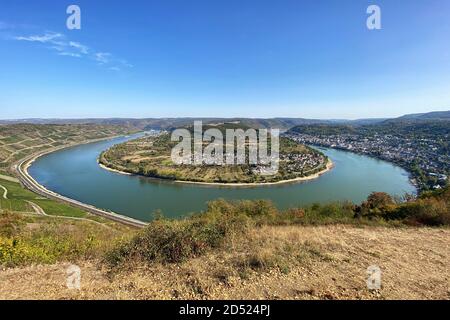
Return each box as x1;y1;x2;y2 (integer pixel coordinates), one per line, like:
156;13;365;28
388;198;449;226
107;186;450;268
106;208;250;266
285;208;305;219
245;249;279;270
206;199;278;225
0;237;55;267
354;192;396;219
300;202;355;224
0;212;120;268
0;211;25;237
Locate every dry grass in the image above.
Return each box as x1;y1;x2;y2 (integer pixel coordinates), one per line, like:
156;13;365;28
1;224;448;300
0;211;135;267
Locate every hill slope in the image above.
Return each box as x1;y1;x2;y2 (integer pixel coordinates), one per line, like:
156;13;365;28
395;110;450;121
1;224;448;300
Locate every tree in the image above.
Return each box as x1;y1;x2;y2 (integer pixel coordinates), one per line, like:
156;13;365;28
354;192;395;218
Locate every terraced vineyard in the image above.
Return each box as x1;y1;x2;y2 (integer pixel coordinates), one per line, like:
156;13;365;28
0;124;136;176
0;123;139;225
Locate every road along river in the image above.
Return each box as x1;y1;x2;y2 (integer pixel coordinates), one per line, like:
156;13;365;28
27;135;416;222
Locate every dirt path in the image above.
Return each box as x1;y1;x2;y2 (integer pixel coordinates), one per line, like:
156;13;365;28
25;201;114;230
0;174;19;183
26;200;46;215
0;184;7;199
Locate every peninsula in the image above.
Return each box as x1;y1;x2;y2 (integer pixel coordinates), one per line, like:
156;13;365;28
99;124;331;185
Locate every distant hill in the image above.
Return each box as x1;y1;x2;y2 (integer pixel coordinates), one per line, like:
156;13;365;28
394;111;450;121
287;120;450;137
347;118;389;125
1;111;448;129
0;117;383;129
0;117;331;131
286;110;450;138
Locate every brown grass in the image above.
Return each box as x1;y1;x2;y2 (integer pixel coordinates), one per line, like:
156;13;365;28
1;224;448;300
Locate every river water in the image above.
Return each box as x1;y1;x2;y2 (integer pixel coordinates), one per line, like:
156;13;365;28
28;135;416;221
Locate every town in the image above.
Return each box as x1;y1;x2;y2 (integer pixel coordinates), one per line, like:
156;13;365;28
285;124;449;192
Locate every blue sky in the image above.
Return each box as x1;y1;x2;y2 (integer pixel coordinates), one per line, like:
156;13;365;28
1;0;449;119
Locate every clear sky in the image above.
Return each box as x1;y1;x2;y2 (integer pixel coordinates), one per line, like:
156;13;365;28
1;0;449;119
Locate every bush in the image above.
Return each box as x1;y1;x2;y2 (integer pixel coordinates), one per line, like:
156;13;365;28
244;249;280;271
107;187;450;268
0;212;119;268
0;228;109;267
106;207;250;266
0;211;25;237
0;237;55;267
388;198;449;226
299;202;355;225
354;192;396;219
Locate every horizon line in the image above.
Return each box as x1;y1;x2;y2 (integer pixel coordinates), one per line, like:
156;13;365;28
1;110;449;122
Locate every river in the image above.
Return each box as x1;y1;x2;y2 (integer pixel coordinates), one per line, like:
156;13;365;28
28;134;416;221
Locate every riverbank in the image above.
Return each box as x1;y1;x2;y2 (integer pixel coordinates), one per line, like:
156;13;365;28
172;159;334;187
99;159;334;187
98;161;132;175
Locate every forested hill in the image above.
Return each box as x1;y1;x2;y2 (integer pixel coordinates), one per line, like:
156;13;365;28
287;119;450;137
1;110;448;131
394;110;450;121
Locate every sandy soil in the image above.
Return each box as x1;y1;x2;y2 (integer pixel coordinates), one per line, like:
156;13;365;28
98;162;132;175
1;224;448;300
